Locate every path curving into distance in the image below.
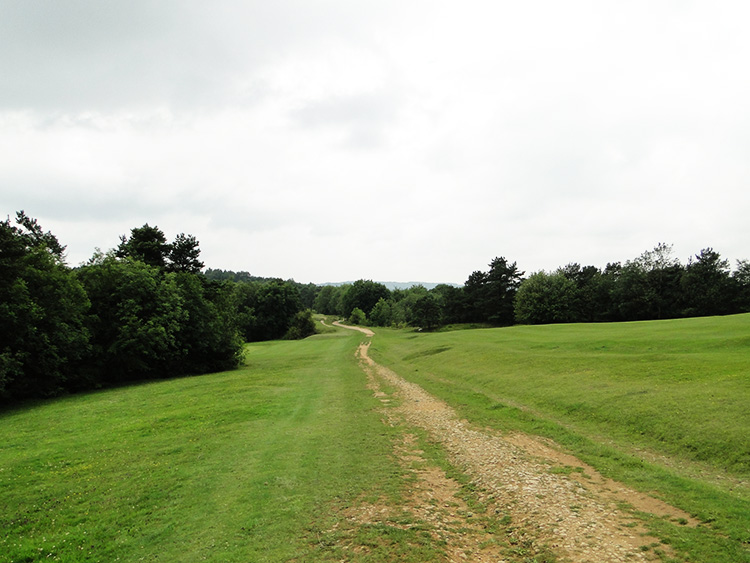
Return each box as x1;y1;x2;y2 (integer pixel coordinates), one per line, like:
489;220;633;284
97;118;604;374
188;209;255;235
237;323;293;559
335;322;696;563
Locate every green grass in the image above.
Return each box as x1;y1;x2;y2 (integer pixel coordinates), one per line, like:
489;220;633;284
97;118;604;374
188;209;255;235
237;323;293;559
0;328;439;562
369;313;750;563
4;314;749;562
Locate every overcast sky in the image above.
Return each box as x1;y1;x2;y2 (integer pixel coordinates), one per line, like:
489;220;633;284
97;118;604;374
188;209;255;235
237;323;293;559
2;1;748;284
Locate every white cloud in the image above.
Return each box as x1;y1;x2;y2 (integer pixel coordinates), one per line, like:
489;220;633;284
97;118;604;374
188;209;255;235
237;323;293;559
1;1;749;282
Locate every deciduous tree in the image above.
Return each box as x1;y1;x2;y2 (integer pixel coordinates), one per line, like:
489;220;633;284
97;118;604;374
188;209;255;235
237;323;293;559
341;280;390;318
116;224;171;269
0;213;90;399
515;270;577;324
681;248;733;316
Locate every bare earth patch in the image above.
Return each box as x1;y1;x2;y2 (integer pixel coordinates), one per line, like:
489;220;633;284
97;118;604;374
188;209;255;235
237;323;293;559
336;323;699;563
334;431;510;562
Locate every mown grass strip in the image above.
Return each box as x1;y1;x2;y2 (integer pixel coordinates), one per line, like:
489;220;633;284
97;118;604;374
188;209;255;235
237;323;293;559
369;313;750;563
0;328;427;562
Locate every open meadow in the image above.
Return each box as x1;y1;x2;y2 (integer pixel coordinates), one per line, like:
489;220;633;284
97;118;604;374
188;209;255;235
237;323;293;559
0;327;443;562
370;313;750;561
1;314;749;562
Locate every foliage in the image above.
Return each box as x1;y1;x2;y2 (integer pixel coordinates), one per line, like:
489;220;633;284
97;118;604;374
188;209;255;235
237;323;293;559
348;307;367;325
681;248;734;317
391;285;428;326
484;257;525;325
431;283;470;324
0;214;249;404
204;269;321;311
0;333;415;561
0;213;90;399
369;297;394;327
172;273;244;373
118;225;206;274
297;282;319;309
168;232;205;273
312;284;343;315
116;223;171;269
734;259;750;312
463;258;524;325
233;279;302;342
512;244;750;326
341;279;391;318
203;268;275;283
76;253;189;382
514;270;577;324
558;263;611;322
285;309;317;340
411;293;442;330
613;244;685;320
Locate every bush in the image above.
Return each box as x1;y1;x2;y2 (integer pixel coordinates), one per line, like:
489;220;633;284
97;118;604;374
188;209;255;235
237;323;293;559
285;310;317;340
348;307;367;325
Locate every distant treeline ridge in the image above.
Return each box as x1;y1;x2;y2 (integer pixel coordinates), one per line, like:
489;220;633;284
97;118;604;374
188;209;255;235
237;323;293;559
310;244;750;329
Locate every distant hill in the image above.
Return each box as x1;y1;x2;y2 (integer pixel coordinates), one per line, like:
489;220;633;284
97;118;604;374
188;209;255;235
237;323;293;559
320;281;461;290
203;271;462;290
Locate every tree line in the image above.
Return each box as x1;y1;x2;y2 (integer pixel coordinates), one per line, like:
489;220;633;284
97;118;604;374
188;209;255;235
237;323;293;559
3;210;747;404
318;244;750;329
1;213;315;404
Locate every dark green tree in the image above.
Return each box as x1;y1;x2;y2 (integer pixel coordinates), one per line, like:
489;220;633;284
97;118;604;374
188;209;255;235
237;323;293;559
462;258;524;325
172;273;243;373
234;280;302;341
392;285;428;326
348;307;367;325
76;253;187;383
168;233;204;273
341;280;391;318
733;259;750;312
116;224;171;269
233;282;260;341
313;285;339;315
613;244;684;320
558;263;611;322
514;270;577;324
463;270;489;322
285;309;317;339
297;283;320;310
411;293;442;330
0;213;90;400
430;284;467;324
369;297;394;327
681;248;734;317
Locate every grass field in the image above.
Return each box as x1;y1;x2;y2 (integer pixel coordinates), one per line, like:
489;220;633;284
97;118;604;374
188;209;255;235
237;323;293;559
369;313;750;562
2;314;749;562
0;327;447;563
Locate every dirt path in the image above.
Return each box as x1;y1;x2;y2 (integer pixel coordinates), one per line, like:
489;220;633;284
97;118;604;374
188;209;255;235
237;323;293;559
336;323;697;562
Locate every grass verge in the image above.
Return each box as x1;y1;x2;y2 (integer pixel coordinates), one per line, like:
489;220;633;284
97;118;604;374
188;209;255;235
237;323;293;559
369;313;750;563
1;328;426;562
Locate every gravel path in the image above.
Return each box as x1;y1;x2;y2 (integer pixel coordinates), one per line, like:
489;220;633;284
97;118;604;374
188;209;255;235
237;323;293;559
337;323;695;562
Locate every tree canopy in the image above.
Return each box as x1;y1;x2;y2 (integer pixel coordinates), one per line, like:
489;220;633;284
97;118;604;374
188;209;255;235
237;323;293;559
4;211;749;404
1;214;311;405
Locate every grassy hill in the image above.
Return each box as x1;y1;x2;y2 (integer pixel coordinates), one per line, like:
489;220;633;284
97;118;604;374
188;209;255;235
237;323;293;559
2;314;749;562
0;329;431;562
369;313;750;561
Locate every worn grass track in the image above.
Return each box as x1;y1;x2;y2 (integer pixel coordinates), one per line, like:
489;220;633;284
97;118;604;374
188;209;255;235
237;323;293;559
1;329;444;562
3;314;749;562
369;313;750;562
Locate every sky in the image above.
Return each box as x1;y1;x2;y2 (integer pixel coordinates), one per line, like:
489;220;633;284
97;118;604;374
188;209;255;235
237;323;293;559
2;0;749;284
